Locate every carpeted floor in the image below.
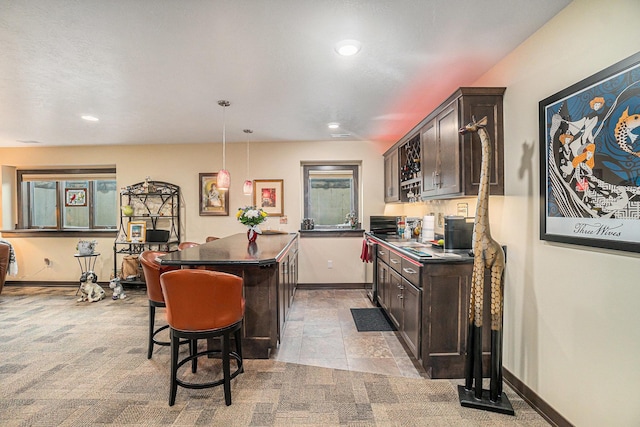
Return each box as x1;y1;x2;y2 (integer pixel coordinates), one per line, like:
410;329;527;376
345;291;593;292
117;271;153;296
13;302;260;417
0;286;550;426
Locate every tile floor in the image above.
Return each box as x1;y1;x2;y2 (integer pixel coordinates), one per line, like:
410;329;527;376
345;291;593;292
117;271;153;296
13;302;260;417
272;287;428;379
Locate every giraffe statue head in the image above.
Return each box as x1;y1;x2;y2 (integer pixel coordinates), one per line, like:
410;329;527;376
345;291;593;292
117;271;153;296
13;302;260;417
459;116;488;135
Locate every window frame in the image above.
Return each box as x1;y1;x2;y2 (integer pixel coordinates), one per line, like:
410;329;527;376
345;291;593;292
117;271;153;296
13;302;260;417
302;163;359;228
16;168;117;232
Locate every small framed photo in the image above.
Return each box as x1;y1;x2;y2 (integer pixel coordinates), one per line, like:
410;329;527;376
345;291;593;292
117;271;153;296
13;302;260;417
254;179;284;216
127;221;147;242
65;188;87;206
199;172;229;216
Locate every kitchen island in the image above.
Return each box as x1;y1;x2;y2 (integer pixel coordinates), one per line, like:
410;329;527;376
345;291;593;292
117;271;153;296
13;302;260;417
160;232;298;358
366;232;493;379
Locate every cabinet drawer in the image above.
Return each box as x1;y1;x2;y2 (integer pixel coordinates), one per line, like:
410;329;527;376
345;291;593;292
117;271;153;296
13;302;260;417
388;250;403;273
401;257;422;288
377;245;390;264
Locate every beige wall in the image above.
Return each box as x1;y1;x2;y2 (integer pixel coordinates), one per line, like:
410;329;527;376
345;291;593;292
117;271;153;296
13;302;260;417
0;139;387;283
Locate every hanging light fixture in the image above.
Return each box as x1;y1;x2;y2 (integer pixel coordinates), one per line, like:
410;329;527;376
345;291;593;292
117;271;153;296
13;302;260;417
216;100;231;191
243;129;253;196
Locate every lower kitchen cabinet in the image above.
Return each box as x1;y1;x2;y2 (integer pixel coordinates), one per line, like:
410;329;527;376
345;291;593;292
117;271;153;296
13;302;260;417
377;250;422;360
400;277;421;359
421;263;491;379
372;236;491;379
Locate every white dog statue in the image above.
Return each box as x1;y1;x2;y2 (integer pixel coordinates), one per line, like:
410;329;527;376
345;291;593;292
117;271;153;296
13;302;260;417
77;271;106;302
109;277;126;300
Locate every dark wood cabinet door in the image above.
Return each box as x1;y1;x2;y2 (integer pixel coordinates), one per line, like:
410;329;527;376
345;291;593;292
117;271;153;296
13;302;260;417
459;93;505;195
401;279;421;359
420;119;438;197
388;268;403;328
435;100;461;196
376;260;388;310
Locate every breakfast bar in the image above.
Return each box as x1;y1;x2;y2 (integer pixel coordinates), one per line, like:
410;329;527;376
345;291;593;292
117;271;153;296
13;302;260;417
159;232;299;359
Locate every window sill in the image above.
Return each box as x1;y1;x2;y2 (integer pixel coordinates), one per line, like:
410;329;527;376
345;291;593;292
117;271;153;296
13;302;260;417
299;228;365;238
0;229;118;238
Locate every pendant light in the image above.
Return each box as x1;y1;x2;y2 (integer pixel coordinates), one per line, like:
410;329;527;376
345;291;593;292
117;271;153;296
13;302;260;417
216;100;231;191
243;129;253;196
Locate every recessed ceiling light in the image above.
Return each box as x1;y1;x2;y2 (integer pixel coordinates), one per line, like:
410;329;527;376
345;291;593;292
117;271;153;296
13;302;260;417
81;115;99;122
335;39;361;56
327;122;340;129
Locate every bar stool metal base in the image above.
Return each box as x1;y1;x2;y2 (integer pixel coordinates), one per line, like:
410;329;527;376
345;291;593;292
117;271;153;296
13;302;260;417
169;320;243;406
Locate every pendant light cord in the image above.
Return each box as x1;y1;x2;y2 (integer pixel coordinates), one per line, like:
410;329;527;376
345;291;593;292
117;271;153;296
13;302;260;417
222;105;226;170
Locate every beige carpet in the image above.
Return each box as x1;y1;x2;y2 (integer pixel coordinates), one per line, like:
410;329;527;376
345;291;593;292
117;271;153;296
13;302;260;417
0;286;550;426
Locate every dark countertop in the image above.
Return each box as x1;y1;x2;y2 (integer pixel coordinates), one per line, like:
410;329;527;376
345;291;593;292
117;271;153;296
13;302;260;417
365;232;473;264
159;232;297;267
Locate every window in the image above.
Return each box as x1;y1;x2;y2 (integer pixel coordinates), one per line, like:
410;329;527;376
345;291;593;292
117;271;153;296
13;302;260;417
17;168;117;230
302;163;359;227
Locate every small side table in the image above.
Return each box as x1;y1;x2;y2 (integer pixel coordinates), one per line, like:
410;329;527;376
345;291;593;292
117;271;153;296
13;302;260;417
74;252;100;295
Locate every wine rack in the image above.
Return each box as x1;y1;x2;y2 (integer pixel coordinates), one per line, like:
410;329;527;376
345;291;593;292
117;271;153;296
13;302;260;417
400;134;421;202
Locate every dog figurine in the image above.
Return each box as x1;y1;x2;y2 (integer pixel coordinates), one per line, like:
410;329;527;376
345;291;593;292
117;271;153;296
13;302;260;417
109;277;126;300
77;271;106;302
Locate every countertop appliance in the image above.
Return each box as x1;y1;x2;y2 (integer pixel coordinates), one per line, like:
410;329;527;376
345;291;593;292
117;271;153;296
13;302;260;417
444;216;474;251
369;216;400;236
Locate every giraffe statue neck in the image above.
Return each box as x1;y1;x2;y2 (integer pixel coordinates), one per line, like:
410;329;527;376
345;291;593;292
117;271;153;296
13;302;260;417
475;127;492;234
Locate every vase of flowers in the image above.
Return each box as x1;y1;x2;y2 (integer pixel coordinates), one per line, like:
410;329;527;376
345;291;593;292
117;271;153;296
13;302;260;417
236;206;268;242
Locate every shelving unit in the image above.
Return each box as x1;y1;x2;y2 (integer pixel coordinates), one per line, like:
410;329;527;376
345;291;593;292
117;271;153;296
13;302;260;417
113;180;180;284
400;134;421;203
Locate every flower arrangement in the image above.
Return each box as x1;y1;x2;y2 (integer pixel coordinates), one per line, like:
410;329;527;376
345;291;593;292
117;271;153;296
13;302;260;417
236;206;268;226
237;206;268;242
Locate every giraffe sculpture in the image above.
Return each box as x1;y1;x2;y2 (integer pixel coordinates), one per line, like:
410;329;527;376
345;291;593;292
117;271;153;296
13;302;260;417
459;116;506;402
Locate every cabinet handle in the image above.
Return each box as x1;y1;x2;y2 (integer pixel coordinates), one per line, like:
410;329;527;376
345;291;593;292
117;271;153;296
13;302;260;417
403;267;417;275
390;259;400;264
379;250;386;256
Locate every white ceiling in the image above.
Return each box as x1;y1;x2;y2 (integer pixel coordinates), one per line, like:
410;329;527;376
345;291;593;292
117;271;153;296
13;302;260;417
0;0;571;148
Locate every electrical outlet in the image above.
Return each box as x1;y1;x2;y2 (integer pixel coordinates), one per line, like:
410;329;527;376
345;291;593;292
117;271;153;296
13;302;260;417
327;260;333;269
44;258;51;267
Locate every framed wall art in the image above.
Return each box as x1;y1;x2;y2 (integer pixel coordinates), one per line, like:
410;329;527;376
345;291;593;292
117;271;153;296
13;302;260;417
199;172;229;216
127;221;147;242
253;179;284;216
539;51;640;252
65;188;87;206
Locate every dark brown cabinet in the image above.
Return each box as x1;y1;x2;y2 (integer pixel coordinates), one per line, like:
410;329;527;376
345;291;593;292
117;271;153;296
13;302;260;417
421;87;505;199
383;87;505;202
401;277;421;359
371;236;492;379
376;247;422;360
278;238;298;341
420;263;491;379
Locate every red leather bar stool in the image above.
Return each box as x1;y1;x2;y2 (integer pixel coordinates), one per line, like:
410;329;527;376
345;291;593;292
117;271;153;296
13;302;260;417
178;242;200;250
160;269;245;406
139;250;180;359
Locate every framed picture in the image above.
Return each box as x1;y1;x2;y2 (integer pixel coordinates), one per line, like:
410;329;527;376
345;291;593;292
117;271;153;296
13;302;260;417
539;51;640;252
254;179;284;216
127;221;147;242
199;172;229;216
65;188;87;206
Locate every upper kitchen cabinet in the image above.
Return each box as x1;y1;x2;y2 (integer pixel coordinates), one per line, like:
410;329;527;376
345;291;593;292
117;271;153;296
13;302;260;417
383;148;400;203
421;87;505;199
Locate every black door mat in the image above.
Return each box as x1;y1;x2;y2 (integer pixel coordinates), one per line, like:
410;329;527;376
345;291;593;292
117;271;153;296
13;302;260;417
350;308;396;332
